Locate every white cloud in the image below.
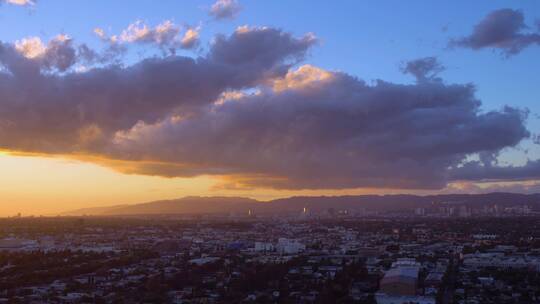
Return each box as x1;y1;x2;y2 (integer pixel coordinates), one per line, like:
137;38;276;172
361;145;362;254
15;37;46;58
209;0;241;20
14;35;78;71
4;0;34;6
95;20;199;53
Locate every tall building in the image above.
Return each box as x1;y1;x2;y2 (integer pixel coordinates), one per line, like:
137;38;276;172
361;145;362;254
459;206;470;218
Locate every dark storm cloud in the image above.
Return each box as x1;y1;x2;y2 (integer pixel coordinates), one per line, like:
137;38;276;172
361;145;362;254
0;24;535;190
109;65;530;189
209;26;316;86
0;27;315;153
450;9;540;56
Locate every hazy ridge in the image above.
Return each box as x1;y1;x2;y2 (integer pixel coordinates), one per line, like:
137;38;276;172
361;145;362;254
61;193;540;216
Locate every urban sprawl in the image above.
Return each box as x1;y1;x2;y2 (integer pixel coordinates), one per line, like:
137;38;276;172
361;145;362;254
1;204;540;304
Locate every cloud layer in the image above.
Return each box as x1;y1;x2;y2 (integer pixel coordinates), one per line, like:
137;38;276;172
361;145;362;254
451;159;540;182
450;9;540;56
0;26;535;190
0;27;315;153
109;64;530;189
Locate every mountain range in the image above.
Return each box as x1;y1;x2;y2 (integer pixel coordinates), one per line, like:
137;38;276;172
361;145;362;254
61;193;540;216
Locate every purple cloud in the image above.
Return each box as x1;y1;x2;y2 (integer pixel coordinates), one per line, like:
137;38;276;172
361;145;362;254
450;9;540;56
451;159;540;183
0;27;316;154
401;57;445;83
0;26;535;191
108;65;530;190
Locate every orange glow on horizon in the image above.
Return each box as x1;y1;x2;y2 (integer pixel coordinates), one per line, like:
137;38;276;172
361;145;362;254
0;151;530;217
0;152;391;216
0;152;217;216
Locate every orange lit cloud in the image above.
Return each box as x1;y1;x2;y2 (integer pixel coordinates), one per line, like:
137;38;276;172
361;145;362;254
4;0;34;6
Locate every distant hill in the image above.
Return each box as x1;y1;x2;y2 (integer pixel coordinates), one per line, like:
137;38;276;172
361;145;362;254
61;193;540;216
62;196;260;216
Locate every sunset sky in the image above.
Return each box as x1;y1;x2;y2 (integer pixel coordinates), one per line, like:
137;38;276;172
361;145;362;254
0;0;539;216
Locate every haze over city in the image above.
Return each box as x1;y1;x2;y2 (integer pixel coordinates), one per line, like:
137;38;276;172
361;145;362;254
0;0;539;216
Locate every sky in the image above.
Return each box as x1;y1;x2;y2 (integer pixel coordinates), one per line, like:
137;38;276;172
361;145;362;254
0;0;539;216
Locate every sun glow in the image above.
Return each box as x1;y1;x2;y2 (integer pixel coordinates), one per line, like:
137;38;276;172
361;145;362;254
0;152;216;216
